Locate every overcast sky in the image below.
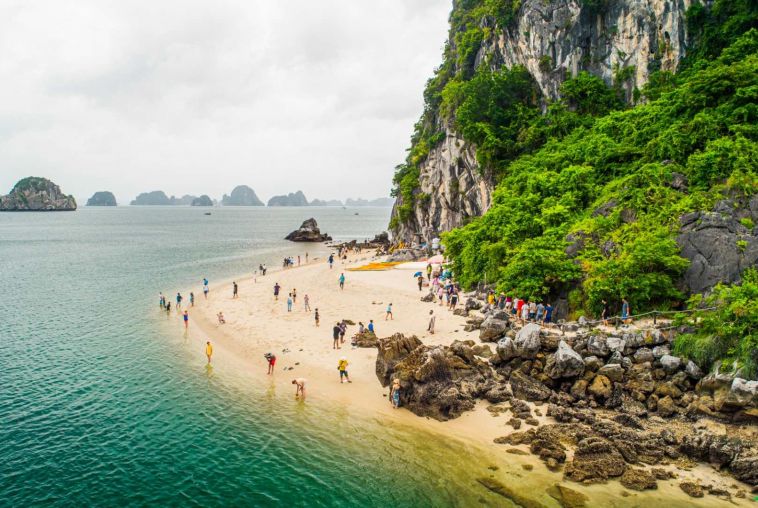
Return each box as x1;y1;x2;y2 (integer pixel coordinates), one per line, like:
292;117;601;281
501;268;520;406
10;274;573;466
0;0;450;204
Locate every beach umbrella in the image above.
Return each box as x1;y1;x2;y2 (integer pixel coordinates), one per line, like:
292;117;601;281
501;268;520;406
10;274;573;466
413;271;422;277
428;254;445;264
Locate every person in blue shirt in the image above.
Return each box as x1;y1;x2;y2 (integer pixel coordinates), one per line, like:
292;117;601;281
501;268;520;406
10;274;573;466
543;303;553;325
339;273;346;290
368;320;375;333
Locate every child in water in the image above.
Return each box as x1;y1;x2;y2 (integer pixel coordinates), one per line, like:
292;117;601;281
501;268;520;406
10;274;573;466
390;379;401;408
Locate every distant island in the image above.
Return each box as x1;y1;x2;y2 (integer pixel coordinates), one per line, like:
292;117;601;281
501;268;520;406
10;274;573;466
345;197;394;207
267;191;309;206
0;177;77;211
191;195;213;206
86;191;117;206
221;185;264;206
309;198;344;206
130;191;203;206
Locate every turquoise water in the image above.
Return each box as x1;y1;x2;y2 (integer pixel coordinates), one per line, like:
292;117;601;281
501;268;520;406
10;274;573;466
0;207;499;507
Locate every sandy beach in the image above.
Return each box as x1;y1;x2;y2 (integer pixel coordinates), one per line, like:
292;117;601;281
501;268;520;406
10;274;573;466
178;250;754;507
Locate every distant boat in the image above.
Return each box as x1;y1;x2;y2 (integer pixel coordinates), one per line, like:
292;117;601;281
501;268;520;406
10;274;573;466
354;212;359;215
204;212;212;215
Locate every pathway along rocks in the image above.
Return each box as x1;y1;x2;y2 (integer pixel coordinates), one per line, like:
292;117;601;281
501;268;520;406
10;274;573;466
373;299;758;499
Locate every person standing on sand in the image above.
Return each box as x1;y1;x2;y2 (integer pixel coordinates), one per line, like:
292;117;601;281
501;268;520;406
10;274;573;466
426;263;432;281
385;303;393;320
183;310;189;329
166;301;171;313
205;341;213;364
427;309;436;334
417;275;424;292
328;253;334;269
305;252;309;263
273;283;281;301
203;278;209;299
159;292;165;309
315;308;320;327
339;273;345;290
233;282;238;299
339;321;347;344
292;378;306;400
304;294;311;312
368;320;375;334
292;288;297;304
450;290;459;311
266;353;276;374
333;322;341;349
190;292;195;307
287;294;293;312
390;379;401;408
176;292;183;309
437;285;444;306
298;255;301;266
338;357;351;383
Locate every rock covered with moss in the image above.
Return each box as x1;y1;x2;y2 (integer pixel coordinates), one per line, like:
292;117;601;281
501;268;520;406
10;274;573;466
86;191;117;206
0;177;77;211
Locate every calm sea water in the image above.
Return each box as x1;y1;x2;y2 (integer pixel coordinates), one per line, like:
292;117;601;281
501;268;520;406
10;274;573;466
0;207;499;507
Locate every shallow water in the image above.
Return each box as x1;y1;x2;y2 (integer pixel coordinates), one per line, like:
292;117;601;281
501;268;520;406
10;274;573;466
0;207;512;507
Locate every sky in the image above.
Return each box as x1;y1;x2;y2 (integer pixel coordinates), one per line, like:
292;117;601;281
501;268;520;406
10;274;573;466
0;0;451;205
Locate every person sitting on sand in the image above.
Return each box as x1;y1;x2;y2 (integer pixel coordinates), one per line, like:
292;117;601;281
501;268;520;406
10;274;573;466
338;357;351;383
390;379;401;408
385;303;393;321
217;311;226;324
292;378;306;400
333;322;341;349
273;283;281;301
427;309;435;334
205;341;213;364
314;308;320;327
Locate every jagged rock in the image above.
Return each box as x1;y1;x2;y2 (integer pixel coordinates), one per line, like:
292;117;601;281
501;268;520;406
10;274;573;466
453;308;468;317
284;218;331;242
479;316;508;342
633;348;654;364
652;345;670;359
570;379;588;399
731;455;758;485
587;336;609;357
597;364;625;383
660;355;682;373
657;396;676;417
679;481;704;498
728;378;758;408
620;468;657;491
545;341;585;379
353;331;378;348
375;334;423;386
465;298;482;311
420;292;435;302
606;337;626;354
677;196;758;293
588;375;612;400
583;356;602;371
0;177;77;211
268;191;309;206
496;337;517;362
86;191;117;206
510;370;552;401
685;361;703;380
514;323;542;359
508;418;522;430
564;437;626;484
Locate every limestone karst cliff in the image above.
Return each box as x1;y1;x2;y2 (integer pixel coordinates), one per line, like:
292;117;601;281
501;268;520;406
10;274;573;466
390;0;692;244
0;177;77;211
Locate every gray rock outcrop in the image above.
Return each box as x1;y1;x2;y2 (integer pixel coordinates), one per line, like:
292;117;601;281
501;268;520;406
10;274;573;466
190;195;213;206
545;340;585;379
85;191;116;206
221;185;264;206
284;218;332;242
268;191;309;207
0;177;77;211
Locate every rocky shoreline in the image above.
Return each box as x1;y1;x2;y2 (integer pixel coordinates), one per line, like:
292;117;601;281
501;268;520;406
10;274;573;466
366;293;758;500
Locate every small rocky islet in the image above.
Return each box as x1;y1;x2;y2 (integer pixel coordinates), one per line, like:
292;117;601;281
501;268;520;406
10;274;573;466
284;218;331;242
0;177;77;211
86;191;117;206
356;298;757;501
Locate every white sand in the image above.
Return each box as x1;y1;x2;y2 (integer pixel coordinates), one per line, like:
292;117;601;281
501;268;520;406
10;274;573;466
177;250;754;506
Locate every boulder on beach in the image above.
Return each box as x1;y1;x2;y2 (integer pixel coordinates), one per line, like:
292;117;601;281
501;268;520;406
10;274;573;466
284;218;332;242
0;177;77;211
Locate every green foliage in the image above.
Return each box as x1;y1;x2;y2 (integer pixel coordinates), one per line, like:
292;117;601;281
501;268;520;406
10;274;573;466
674;268;758;379
444;31;758;313
740;217;755;229
684;0;758;66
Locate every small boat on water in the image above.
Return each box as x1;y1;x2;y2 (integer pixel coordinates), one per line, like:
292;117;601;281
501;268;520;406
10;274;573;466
204;212;212;215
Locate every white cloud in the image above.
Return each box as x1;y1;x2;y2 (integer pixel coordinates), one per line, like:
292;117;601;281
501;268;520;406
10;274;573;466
0;0;450;204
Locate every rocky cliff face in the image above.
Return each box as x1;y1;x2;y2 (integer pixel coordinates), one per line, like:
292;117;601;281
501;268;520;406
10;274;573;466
0;177;77;211
221;185;264;206
391;0;691;245
268;191;309;207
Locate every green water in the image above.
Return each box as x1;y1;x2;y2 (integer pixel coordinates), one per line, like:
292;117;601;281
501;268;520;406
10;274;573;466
0;207;505;507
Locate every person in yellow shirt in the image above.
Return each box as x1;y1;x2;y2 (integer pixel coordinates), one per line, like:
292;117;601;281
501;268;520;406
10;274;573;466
205;341;213;364
338;357;351;383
